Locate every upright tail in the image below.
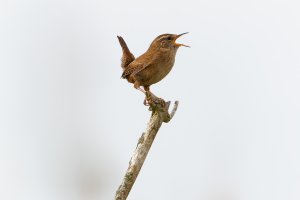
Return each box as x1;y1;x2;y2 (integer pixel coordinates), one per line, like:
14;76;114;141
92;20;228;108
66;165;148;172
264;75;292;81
117;36;135;70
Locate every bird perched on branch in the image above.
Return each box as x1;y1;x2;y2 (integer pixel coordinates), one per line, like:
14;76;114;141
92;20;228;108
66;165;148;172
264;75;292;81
117;33;189;105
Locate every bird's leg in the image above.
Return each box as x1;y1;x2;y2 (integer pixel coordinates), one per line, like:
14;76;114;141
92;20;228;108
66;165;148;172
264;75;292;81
134;81;146;94
144;86;151;106
134;81;152;105
143;86;166;107
137;87;146;94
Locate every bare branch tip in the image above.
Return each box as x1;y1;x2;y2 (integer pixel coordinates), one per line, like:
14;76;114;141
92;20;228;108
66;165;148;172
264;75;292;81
170;100;179;120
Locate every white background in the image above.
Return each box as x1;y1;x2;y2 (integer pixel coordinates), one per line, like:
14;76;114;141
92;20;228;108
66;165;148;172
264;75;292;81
1;0;300;200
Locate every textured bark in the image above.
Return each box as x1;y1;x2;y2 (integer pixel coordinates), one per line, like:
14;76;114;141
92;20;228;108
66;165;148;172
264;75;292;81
114;100;179;200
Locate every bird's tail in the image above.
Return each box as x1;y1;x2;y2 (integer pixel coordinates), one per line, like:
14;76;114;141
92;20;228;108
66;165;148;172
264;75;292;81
117;36;130;54
117;36;135;70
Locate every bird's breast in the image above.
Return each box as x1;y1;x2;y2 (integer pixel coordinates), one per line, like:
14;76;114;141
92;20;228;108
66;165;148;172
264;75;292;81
138;50;177;86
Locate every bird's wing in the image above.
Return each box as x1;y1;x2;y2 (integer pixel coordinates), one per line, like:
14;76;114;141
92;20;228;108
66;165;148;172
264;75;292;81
121;62;148;79
117;36;135;70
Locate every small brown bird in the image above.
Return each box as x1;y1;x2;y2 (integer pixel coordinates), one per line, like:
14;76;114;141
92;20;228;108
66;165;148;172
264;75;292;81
117;33;189;104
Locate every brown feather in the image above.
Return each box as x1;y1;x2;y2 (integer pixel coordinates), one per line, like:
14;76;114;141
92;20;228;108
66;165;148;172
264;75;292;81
117;36;135;70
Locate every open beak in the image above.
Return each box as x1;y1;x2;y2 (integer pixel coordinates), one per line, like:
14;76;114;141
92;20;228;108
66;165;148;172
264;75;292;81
174;32;190;47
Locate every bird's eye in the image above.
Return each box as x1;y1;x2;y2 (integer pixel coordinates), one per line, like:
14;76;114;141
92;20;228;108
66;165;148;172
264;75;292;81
167;36;172;40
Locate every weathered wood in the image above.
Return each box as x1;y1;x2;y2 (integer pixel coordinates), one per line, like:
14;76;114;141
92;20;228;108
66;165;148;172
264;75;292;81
114;99;179;200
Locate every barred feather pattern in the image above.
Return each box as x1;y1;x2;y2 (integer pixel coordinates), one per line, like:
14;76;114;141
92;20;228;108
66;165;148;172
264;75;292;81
121;63;146;78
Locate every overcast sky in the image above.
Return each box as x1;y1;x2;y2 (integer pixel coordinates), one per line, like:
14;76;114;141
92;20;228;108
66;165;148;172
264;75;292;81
1;0;300;200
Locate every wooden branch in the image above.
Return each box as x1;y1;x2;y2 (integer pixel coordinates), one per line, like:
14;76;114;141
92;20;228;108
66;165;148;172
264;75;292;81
114;98;179;200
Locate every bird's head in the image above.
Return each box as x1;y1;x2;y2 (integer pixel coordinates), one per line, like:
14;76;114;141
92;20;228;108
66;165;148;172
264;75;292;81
149;32;190;50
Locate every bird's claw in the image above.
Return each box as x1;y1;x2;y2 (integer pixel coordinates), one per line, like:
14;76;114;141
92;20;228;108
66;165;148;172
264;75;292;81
153;97;166;107
144;92;166;108
143;98;150;106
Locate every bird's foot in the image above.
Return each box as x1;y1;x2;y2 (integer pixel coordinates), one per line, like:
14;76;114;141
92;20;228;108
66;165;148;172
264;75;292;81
144;92;166;108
